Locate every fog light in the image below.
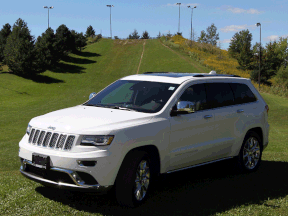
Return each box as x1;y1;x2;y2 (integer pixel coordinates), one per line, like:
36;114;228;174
71;172;85;185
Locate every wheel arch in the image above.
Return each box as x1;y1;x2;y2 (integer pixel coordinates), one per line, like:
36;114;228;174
115;145;161;184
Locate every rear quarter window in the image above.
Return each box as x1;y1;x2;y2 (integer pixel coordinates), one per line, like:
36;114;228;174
230;83;257;104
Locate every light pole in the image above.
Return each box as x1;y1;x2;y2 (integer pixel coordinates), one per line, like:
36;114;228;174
43;6;53;29
187;5;196;45
256;22;261;90
176;3;181;34
106;5;114;39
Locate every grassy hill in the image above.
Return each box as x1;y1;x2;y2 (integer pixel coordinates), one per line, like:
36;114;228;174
1;38;288;215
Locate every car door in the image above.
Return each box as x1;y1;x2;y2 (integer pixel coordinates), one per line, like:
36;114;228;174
203;82;240;160
168;83;216;171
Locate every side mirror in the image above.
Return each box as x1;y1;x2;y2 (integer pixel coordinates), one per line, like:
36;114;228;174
89;92;96;100
171;101;195;116
177;101;195;113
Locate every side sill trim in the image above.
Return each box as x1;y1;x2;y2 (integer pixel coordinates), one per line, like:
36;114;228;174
166;157;233;174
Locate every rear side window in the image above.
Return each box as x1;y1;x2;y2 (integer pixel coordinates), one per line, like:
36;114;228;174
205;83;234;109
230;83;257;104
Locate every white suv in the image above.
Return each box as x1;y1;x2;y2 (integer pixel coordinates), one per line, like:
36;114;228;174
19;72;269;207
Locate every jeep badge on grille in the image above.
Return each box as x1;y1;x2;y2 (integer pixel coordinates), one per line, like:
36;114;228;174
48;126;56;130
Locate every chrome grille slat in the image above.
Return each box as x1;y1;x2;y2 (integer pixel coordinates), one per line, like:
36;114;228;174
43;132;52;147
64;136;75;150
28;129;35;143
28;128;75;151
32;130;40;144
37;131;46;146
49;133;59;148
56;135;67;149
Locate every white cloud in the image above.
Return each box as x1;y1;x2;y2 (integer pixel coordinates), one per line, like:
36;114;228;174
165;3;199;7
263;35;288;42
221;6;263;14
220;24;256;33
219;39;231;44
265;35;279;41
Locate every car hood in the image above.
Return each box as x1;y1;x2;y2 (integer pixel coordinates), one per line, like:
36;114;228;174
30;105;154;134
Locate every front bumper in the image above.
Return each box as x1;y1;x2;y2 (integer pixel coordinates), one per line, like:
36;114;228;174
20;159;113;193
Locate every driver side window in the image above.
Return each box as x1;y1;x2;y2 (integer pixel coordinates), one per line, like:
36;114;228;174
179;83;207;112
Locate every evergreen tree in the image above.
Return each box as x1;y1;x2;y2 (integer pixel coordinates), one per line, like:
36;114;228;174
35;27;59;70
141;30;150;39
157;31;161;39
72;31;86;51
128;29;140;39
166;31;172;38
55;24;74;57
85;25;95;38
4;18;37;75
0;23;11;62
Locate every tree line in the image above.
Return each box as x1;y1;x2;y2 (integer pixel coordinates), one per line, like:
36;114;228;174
0;19;99;76
228;29;288;86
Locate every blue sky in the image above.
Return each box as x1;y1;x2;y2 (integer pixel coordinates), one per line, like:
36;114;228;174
1;0;287;49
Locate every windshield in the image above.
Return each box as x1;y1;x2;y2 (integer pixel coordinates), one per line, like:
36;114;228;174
84;80;179;113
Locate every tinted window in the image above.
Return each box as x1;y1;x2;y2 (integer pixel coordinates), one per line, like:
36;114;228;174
230;83;257;104
85;80;179;113
205;83;234;109
179;84;207;111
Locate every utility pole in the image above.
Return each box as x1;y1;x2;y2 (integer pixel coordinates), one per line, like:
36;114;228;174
43;6;54;29
187;5;196;45
106;5;114;38
256;22;261;90
176;3;181;34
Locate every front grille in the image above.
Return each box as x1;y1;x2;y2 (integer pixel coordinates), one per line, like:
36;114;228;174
28;128;75;151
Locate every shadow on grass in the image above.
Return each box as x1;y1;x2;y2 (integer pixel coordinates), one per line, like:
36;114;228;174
77;51;101;58
35;160;288;215
50;62;86;74
1;71;64;84
61;55;97;65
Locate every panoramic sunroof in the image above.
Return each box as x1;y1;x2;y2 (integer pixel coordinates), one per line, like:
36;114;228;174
141;72;200;77
141;72;240;78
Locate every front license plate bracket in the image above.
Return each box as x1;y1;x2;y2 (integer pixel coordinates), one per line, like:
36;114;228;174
32;153;50;170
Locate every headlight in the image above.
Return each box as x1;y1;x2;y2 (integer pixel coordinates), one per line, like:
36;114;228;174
26;124;32;135
81;135;114;146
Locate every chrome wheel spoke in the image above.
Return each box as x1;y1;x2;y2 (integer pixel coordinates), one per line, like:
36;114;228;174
134;159;150;201
242;136;261;170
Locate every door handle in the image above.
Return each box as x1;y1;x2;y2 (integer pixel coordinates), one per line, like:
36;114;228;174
204;115;213;119
237;109;244;113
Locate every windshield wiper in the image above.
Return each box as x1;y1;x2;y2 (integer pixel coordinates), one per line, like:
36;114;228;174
104;105;138;112
84;104;103;107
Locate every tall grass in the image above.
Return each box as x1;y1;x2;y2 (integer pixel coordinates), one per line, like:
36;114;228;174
163;35;288;97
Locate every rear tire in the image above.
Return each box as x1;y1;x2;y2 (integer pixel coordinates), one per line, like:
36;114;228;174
115;150;153;207
236;131;262;172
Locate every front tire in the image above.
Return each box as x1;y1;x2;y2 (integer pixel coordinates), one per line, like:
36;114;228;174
236;131;262;172
115;150;153;207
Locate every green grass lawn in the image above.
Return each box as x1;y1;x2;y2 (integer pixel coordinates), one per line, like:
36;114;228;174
0;39;288;215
